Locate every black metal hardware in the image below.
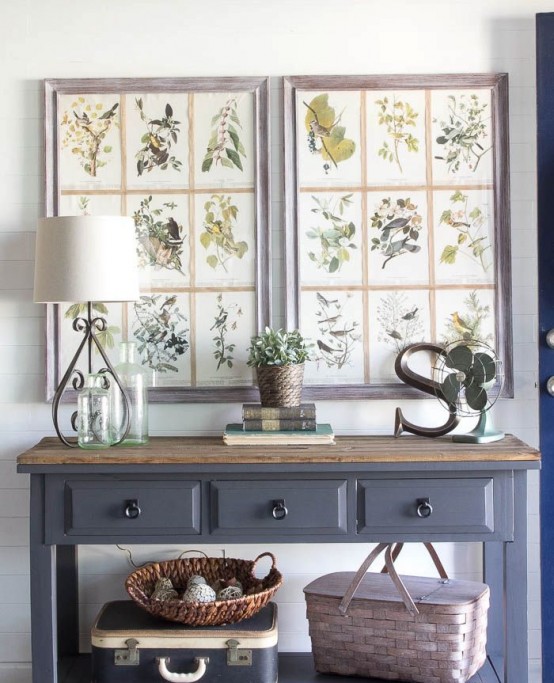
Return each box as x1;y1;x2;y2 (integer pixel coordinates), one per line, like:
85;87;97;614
272;499;288;520
125;499;141;519
416;497;433;518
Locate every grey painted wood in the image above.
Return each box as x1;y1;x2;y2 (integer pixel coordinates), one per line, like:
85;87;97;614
210;479;348;535
56;546;78;656
22;447;535;683
29;475;57;683
58;653;500;683
63;479;200;538
503;470;529;683
358;477;496;535
484;542;505;680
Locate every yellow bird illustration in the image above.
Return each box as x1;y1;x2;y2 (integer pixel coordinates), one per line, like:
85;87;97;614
451;312;473;337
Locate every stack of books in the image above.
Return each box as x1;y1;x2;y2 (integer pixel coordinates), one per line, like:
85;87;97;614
223;402;334;445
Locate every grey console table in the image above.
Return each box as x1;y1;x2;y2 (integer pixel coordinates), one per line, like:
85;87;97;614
17;435;540;683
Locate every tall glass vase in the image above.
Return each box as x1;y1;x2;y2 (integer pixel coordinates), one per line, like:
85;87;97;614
111;341;149;445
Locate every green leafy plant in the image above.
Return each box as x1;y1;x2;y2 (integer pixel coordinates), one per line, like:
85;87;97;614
247;327;311;367
306;194;357;273
202;97;246;172
78;196;90;215
61;97;118;177
200;194;247;271
434;94;491;173
211;293;243;370
439;191;491;272
442;291;493;345
133;196;185;273
304;94;355;174
135;98;182;176
370;197;423;268
377;292;424;353
376;96;419;173
64;302;119;354
314;292;360;369
133;294;189;373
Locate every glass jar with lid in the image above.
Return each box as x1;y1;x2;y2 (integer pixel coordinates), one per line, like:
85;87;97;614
110;341;149;445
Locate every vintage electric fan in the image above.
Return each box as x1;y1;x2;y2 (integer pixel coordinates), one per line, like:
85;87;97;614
433;340;504;444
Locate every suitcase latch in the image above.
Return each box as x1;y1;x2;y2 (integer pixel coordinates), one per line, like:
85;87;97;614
115;638;140;666
226;639;252;666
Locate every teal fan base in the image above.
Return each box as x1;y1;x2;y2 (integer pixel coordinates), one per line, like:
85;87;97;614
452;410;505;444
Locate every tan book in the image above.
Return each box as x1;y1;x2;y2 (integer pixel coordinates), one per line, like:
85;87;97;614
242;403;316;420
243;418;317;431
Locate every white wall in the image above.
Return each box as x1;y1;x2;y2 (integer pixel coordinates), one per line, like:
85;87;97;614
0;0;542;680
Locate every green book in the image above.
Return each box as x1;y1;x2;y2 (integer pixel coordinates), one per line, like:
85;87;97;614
242;403;316;420
223;423;334;445
243;418;317;431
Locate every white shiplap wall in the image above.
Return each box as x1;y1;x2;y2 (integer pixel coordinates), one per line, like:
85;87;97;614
0;0;543;680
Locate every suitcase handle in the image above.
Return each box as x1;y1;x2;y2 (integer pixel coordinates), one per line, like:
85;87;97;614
157;657;209;682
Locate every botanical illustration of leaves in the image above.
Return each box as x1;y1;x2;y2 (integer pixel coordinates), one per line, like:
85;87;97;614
304;93;355;173
202;97;247;173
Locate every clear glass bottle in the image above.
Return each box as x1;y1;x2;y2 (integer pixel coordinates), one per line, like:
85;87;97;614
77;374;111;449
110;341;149;445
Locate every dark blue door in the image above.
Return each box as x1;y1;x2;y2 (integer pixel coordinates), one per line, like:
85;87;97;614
537;12;554;678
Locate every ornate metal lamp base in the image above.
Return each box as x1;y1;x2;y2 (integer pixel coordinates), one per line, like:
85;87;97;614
52;303;131;448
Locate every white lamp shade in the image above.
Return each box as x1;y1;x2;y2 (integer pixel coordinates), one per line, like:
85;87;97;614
34;216;140;303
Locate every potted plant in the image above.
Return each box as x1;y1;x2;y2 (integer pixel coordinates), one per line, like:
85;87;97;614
247;327;311;407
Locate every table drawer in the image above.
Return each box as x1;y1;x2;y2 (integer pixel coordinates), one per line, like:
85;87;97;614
64;479;201;536
210;480;348;536
358;477;495;535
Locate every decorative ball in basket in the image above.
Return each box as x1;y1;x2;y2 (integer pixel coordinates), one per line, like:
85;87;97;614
125;551;282;626
247;327;311;407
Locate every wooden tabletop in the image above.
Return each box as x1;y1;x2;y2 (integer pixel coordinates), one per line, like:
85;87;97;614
17;434;540;466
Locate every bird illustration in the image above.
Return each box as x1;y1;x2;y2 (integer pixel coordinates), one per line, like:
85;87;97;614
387;329;403;341
316;292;338;307
317;339;339;354
161;295;177;310
165;217;183;245
451;312;473;337
402;307;419;321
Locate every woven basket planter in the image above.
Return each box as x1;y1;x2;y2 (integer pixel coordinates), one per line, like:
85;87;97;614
304;543;489;683
125;552;282;626
256;363;304;407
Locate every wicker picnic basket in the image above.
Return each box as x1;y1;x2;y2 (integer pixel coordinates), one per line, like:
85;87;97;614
304;543;489;683
125;551;282;626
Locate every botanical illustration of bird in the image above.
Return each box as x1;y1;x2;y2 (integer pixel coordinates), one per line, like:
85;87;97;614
317;339;339;354
402;307;419;321
316;292;338;306
161;295;177;310
450;312;473;337
165;217;183;245
387;329;403;341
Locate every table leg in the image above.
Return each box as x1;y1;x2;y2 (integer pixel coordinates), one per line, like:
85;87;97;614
57;546;79;656
503;470;529;683
30;474;57;683
483;541;504;680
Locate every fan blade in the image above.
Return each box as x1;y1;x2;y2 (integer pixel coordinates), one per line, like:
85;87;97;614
444;344;473;371
441;373;462;405
472;352;497;384
465;383;488;411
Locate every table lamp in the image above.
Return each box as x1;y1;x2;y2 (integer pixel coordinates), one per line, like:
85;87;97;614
34;216;140;447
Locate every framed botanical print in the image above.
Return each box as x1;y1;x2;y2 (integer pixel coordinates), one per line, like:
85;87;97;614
284;74;512;399
45;77;270;402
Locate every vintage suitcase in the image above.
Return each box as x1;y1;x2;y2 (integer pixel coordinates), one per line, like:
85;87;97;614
91;600;278;683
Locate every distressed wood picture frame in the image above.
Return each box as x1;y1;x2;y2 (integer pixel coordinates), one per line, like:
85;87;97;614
45;77;270;403
284;74;512;399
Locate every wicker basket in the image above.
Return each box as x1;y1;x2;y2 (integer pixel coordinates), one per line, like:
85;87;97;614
256;363;304;407
125;552;282;626
304;543;489;683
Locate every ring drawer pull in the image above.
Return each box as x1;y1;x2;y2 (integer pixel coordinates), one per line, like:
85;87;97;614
272;499;288;520
124;499;141;519
157;657;209;682
416;498;433;518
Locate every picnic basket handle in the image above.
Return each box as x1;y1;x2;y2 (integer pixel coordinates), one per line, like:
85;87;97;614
380;542;448;580
338;542;448;617
157;656;209;682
